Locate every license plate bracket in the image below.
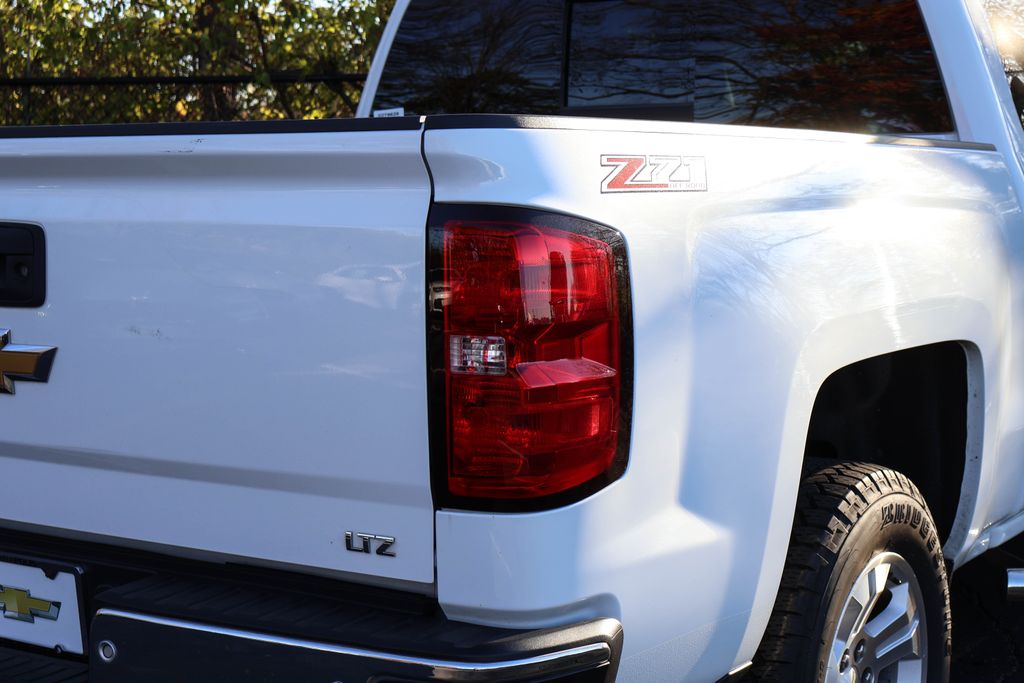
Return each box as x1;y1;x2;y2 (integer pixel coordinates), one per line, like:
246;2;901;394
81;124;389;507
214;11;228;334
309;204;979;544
0;556;85;654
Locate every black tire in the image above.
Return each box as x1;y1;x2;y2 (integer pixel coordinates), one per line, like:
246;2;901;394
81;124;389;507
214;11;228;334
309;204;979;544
750;461;951;681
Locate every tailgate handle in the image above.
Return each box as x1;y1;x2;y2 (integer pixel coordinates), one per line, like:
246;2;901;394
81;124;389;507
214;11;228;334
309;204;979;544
0;223;45;308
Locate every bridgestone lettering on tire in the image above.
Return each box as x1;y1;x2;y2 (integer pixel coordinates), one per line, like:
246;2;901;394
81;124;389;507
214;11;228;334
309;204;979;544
751;461;951;682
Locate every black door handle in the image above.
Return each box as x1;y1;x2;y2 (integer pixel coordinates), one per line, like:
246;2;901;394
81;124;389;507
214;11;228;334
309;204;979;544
0;223;46;307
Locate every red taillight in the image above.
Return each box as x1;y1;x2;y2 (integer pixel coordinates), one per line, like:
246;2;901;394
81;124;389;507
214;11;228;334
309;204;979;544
429;206;630;507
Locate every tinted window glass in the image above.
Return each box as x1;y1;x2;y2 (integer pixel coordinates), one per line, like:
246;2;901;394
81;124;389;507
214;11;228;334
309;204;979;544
376;0;954;134
373;0;565;115
982;0;1024;129
567;2;695;115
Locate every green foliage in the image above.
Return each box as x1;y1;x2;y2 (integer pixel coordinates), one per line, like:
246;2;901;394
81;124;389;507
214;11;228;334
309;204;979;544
0;0;395;125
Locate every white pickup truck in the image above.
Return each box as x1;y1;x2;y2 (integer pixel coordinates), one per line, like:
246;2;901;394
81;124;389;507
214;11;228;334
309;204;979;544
4;0;1024;681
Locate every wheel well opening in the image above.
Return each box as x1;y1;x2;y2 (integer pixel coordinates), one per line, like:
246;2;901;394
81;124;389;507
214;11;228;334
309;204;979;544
805;342;969;543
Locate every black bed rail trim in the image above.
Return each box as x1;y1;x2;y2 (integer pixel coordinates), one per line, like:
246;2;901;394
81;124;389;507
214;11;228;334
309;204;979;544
0;73;367;88
0;116;423;139
0;112;998;152
423;114;998;152
873;136;998;151
0;112;997;152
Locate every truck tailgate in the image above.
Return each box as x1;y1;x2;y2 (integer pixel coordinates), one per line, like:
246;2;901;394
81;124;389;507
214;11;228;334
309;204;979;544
0;122;435;587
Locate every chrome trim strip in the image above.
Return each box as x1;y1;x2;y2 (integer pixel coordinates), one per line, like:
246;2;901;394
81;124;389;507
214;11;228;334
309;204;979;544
728;661;753;676
94;608;612;681
1008;569;1024;601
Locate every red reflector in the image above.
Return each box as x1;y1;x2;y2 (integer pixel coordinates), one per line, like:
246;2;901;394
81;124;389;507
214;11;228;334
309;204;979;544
440;217;624;500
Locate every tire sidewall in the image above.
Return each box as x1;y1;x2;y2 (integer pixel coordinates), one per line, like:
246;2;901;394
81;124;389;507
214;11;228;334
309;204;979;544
814;491;951;682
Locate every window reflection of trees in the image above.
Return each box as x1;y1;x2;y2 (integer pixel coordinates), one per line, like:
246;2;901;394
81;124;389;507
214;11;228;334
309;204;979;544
569;3;694;108
374;0;563;114
376;0;952;134
568;0;951;133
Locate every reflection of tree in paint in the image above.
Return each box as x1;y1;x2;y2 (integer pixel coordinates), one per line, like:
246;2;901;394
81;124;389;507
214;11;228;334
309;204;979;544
986;0;1024;71
377;0;953;135
983;0;1024;127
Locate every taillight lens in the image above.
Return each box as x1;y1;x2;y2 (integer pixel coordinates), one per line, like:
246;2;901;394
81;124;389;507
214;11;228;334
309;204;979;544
428;205;631;508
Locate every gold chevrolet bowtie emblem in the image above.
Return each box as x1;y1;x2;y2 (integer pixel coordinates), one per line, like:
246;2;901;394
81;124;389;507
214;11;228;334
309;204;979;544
0;586;60;622
0;328;57;394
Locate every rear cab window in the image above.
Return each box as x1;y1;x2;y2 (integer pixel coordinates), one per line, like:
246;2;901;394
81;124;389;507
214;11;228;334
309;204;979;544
374;0;954;135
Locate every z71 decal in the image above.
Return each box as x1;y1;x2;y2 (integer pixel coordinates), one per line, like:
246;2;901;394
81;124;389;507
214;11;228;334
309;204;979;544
600;154;708;193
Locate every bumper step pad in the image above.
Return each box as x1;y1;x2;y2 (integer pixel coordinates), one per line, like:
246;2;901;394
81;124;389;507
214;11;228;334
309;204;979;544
0;646;88;683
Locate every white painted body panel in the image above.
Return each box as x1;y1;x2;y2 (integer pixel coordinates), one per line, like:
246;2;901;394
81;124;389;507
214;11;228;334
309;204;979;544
0;129;437;588
426;122;1016;681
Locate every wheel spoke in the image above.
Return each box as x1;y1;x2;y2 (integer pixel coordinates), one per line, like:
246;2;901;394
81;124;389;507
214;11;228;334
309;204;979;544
874;620;922;672
854;562;891;634
867;582;917;644
825;639;855;683
823;655;857;683
826;552;927;682
868;583;923;671
825;642;846;683
893;658;924;683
